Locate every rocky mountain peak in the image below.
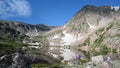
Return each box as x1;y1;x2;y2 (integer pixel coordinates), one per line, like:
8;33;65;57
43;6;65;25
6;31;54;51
49;5;120;47
75;5;120;16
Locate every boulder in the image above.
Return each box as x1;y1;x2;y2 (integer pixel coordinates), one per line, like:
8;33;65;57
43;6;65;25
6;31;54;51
102;61;114;68
91;55;105;64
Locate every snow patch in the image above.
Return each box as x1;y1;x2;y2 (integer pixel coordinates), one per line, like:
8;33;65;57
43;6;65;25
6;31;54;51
53;35;59;39
35;27;38;32
111;6;120;11
49;31;84;46
49;42;55;45
49;47;55;50
60;48;76;61
87;22;96;29
77;34;84;40
63;25;66;29
61;31;77;45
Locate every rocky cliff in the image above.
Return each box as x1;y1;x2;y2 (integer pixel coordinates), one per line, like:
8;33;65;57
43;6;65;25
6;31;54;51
48;5;120;49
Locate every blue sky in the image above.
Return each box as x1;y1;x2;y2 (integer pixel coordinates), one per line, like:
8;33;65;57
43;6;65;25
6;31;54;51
0;0;120;26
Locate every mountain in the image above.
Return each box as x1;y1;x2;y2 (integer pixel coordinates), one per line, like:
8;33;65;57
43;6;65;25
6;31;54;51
0;25;28;42
0;5;120;68
0;20;57;36
0;21;59;68
0;20;58;42
0;5;119;50
48;5;120;50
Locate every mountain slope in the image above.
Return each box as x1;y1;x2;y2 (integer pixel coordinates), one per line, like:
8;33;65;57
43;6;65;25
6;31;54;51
0;20;56;36
48;5;120;49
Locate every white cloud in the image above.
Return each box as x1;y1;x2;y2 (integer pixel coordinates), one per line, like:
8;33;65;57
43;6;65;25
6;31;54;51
0;0;31;18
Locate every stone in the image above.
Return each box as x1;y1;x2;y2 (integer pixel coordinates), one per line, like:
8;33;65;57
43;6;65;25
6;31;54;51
102;61;114;68
91;55;104;64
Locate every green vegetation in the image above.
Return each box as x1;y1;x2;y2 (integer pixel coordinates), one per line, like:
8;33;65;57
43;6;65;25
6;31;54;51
112;49;117;53
0;40;28;55
33;36;49;48
33;36;47;41
81;50;90;60
99;45;109;55
112;34;120;37
82;37;90;46
93;34;104;47
80;60;87;64
95;27;104;35
106;23;113;31
50;63;63;68
90;49;100;56
31;64;48;68
31;63;65;68
94;23;113;47
0;40;26;46
31;49;43;56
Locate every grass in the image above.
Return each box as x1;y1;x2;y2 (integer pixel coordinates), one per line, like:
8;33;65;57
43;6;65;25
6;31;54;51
33;36;47;41
82;37;90;46
31;62;64;68
0;40;28;48
31;63;86;68
0;40;28;56
95;27;104;35
93;34;104;47
31;64;49;68
81;50;90;60
94;23;113;47
99;45;109;55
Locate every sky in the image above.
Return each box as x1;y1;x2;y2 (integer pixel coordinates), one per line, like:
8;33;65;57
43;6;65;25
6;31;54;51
0;0;120;26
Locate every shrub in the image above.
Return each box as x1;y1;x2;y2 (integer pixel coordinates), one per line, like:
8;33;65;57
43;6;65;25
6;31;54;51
99;45;109;55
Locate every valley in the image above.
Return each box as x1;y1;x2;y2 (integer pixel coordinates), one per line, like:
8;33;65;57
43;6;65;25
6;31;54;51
0;5;120;68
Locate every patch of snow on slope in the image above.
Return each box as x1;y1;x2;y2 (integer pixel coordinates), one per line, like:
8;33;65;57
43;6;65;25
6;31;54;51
77;34;84;40
49;42;55;45
53;35;59;39
87;22;96;29
61;31;77;45
60;48;76;61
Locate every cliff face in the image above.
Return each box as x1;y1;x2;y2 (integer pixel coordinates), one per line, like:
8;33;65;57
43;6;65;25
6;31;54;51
48;5;120;48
